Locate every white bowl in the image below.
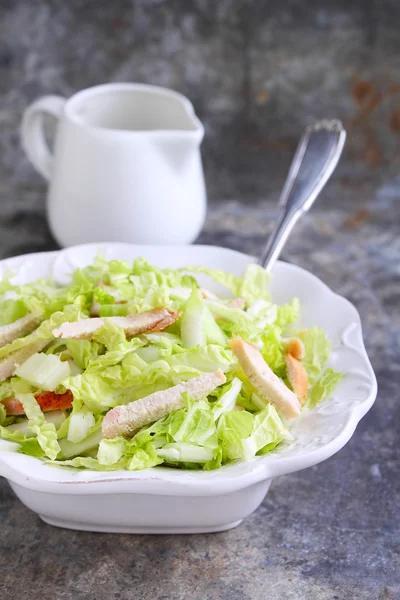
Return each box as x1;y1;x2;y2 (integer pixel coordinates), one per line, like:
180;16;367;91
0;243;377;534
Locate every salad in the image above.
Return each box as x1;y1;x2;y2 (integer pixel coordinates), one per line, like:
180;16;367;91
0;257;342;471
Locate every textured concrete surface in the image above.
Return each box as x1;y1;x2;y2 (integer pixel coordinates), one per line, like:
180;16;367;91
0;1;399;599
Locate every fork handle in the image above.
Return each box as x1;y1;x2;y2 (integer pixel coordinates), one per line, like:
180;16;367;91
258;119;346;270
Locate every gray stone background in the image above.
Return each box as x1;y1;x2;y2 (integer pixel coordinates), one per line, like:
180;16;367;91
0;1;399;599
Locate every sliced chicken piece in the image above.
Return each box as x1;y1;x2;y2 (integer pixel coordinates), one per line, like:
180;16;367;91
2;390;73;416
102;369;226;439
285;338;305;360
284;353;308;402
52;308;180;341
0;313;41;348
229;338;301;419
0;339;50;382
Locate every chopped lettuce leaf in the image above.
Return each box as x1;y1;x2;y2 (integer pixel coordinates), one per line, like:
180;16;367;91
212;378;242;421
247;299;277;327
181;288;226;349
19;438;45;457
98;437;126;466
6;410;67;437
242;405;293;460
99;304;129;317
301;327;332;385
179;265;241;296
58;426;103;459
0;298;29;326
158;442;213;464
132;257;195;288
181;287;206;348
50;456;127;471
63;372;118;412
92;320;127;350
135;346;161;363
66;339;102;369
0;423;35;444
0;256;342;472
217;404;291;462
92;286;116;305
164;345;233;374
276;298;300;329
127;442;163;470
260;326;286;378
0;402;6;426
0;381;13;402
12;383;61;460
238;264;270;304
67;410;96;443
217;411;254;461
306;368;343;408
167;394;218;449
15;353;71;391
206;299;277;345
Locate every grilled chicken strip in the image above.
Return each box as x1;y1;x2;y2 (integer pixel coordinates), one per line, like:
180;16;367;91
52;308;180;341
284;353;308;402
102;369;226;439
0;313;41;348
285;337;305;360
229;338;301;419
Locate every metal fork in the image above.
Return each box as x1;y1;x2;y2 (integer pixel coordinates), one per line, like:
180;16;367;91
258;119;346;270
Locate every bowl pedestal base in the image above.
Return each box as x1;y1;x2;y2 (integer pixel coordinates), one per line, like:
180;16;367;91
10;479;271;534
40;515;244;534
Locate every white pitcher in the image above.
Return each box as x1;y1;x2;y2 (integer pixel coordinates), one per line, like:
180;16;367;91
21;83;207;247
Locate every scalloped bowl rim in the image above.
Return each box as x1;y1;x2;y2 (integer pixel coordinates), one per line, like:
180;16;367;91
0;243;377;497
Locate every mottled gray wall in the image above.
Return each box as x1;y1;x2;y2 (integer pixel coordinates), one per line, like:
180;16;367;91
2;0;400;209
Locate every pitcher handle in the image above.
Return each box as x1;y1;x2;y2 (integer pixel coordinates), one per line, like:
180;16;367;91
20;95;66;180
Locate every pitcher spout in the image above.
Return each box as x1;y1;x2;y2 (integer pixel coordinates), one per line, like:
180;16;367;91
152;130;203;173
178;98;204;137
150;91;204;171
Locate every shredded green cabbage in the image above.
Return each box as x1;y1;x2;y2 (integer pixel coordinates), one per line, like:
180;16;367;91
0;257;342;471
